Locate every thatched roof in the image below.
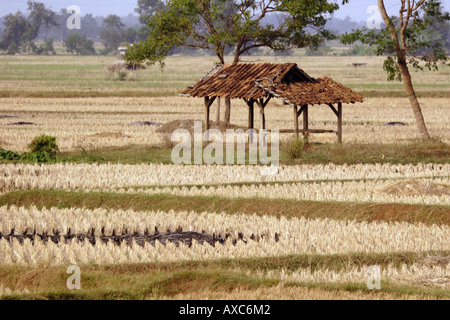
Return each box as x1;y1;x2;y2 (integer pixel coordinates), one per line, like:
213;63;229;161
181;63;363;106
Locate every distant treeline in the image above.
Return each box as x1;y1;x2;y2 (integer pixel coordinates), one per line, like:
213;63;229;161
0;1;448;57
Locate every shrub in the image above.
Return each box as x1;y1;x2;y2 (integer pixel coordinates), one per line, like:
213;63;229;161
283;138;304;159
0;148;21;160
117;70;128;81
28;135;59;154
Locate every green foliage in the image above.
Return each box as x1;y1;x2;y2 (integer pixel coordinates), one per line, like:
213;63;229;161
0;149;21;161
117;70;128;81
126;0;349;66
340;0;449;82
283;139;304;160
99;14;125;54
0;148;56;162
340;44;376;56
306;44;332;56
0;1;58;55
31;39;56;55
28;135;59;154
135;0;166;25
0;135;59;163
122;27;138;44
64;33;96;55
0;12;28;54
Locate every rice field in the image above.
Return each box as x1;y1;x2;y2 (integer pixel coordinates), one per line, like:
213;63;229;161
0;55;449;300
0;96;449;152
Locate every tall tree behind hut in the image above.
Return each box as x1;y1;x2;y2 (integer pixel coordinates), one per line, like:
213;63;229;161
341;0;449;140
126;0;349;125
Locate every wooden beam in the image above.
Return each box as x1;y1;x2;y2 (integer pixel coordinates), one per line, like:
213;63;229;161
293;105;299;139
246;98;255;143
259;105;266;130
337;102;343;143
215;97;221;123
297;104;306;118
302;104;309;142
204;96;216;132
327;103;338;117
278;129;335;133
255;97;271;130
261;96;271;108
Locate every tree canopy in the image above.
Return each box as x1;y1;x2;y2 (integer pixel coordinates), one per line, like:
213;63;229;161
64;33;96;55
341;0;449;81
126;0;349;66
341;0;449;139
0;0;58;54
99;14;126;54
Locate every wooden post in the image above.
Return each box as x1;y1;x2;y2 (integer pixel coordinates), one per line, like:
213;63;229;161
215;97;221;123
204;97;211;132
302;104;309;142
293;105;299;139
256;97;270;146
247;99;254;143
337;102;342;143
204;96;216;140
260;106;266;130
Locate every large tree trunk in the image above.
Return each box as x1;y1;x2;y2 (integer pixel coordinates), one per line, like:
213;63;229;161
377;0;430;140
398;58;430;140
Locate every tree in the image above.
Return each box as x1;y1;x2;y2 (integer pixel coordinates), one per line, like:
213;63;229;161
80;14;100;41
99;14;125;54
64;33;96;55
341;0;449;139
0;12;28;54
22;0;58;53
0;1;57;54
123;27;138;44
126;0;347;125
135;0;166;25
135;0;166;41
30;38;56;55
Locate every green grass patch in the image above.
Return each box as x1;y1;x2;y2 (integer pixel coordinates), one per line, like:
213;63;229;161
0;251;448;299
2;139;445;165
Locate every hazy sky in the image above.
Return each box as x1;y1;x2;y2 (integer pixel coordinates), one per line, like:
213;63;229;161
1;0;449;21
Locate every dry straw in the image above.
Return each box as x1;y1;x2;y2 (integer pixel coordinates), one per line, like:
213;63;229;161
1;206;449;266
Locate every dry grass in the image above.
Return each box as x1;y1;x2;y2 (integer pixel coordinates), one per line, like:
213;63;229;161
1;162;448;193
1;205;449;267
2;190;449;225
165;284;447;300
0;96;449;152
380;179;450;197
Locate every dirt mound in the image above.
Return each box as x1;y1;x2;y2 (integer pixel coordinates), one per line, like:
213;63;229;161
156;119;246;134
87;132;131;139
380;179;450;196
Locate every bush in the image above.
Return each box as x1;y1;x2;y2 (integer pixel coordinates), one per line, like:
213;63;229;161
0;148;21;160
64;34;96;55
0;135;59;163
117;70;128;81
0;148;56;162
28;135;59;154
283;138;304;159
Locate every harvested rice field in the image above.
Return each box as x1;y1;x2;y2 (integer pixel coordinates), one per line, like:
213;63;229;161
0;55;449;300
